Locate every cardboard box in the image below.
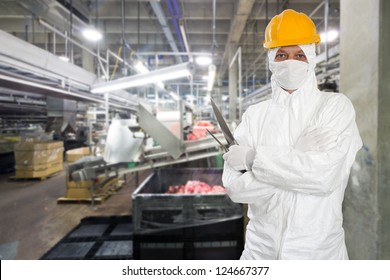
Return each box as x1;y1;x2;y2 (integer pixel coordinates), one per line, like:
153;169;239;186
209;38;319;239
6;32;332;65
66;147;90;162
14;147;63;165
14;141;64;165
64;177;119;200
14;141;63;151
13;141;64;178
15;159;62;171
15;161;63;178
65;180;92;199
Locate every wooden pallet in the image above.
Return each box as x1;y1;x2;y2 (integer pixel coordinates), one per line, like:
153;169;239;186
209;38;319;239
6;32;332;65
57;196;108;204
9;171;62;181
11;161;63;181
57;179;124;204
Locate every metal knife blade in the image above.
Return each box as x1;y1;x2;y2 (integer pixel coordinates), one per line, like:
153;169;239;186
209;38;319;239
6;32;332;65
206;128;228;152
210;98;236;146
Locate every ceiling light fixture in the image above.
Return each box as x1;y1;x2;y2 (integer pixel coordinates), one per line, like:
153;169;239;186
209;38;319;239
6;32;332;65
196;56;212;66
134;61;149;74
82;27;103;42
91;62;194;93
58;55;69;62
134;61;165;89
207;64;216;92
169;91;180;101
320;30;339;43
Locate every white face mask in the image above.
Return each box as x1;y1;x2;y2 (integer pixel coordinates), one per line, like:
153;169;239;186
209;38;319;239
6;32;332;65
269;59;310;91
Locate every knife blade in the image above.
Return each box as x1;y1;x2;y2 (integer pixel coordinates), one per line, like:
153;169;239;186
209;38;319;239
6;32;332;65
210;98;236;146
210;98;247;173
206;128;228;152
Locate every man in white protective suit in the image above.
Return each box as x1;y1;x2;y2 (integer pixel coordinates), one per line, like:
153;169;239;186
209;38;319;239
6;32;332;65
222;9;362;260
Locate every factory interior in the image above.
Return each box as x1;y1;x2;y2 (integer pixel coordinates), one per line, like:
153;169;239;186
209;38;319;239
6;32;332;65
0;0;389;261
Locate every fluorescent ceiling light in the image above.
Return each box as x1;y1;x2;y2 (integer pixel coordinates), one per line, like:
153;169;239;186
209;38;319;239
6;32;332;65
207;64;216;92
134;61;149;74
91;62;194;93
196;56;212;66
134;61;165;89
82;27;103;42
320;30;339;43
169;91;180;101
58;55;69;62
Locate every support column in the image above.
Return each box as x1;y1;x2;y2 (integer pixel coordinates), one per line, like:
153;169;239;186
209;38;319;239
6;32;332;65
228;43;238;122
340;0;390;259
82;48;94;73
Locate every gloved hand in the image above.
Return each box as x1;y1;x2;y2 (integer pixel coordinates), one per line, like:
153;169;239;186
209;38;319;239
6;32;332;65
223;145;256;171
295;126;338;152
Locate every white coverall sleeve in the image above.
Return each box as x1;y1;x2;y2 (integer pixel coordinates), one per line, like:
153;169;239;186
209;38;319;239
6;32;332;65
222;106;280;204
223;163;280;204
252;95;362;196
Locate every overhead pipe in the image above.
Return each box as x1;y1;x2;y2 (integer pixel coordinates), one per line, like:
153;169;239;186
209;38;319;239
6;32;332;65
171;0;186;52
166;0;186;53
172;0;182;19
149;0;182;63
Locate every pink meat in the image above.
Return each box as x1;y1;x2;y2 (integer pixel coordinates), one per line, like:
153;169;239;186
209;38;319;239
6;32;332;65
166;180;226;194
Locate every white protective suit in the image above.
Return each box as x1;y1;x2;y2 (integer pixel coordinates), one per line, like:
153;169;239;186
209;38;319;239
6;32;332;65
222;44;362;260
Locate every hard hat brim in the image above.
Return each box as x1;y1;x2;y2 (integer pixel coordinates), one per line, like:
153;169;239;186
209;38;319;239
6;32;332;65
263;35;321;49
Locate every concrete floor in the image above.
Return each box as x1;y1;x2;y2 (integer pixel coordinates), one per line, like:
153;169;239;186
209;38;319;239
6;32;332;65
0;169;148;260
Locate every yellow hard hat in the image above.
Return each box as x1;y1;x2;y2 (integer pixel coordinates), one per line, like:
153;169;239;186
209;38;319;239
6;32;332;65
263;9;320;49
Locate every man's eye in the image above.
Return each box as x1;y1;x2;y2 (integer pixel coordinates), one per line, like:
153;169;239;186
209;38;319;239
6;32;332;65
296;54;307;60
275;54;286;59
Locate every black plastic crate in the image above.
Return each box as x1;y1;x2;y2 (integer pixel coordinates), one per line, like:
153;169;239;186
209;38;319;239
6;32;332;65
133;215;244;260
41;215;134;260
132;168;243;233
41;214;244;260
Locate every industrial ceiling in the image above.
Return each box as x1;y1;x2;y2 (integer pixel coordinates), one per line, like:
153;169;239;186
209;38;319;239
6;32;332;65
0;0;340;123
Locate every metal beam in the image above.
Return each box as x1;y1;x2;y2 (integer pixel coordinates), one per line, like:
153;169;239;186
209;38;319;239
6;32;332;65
217;0;256;81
